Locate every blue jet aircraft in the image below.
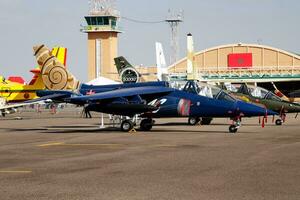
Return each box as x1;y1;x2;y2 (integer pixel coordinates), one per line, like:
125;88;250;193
32;80;277;133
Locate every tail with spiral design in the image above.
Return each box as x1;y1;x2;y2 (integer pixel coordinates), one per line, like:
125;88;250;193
33;45;80;90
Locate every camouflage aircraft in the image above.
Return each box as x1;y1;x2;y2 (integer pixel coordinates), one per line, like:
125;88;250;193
228;83;300;125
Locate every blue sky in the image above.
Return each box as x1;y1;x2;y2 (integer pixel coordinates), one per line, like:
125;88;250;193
0;0;299;82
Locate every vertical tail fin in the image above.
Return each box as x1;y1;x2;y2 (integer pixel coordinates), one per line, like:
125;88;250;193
29;47;68;86
155;42;167;81
33;44;80;90
51;47;68;67
114;56;133;74
114;56;140;83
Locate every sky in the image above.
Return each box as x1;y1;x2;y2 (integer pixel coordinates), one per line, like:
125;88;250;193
0;0;299;82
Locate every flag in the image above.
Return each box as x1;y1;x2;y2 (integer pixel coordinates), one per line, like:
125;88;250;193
228;53;252;68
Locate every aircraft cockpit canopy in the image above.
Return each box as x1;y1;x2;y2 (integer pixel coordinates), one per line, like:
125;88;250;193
183;81;236;102
248;86;282;101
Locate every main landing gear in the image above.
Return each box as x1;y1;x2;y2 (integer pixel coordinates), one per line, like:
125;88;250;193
188;117;200;125
188;117;213;125
229;118;241;133
200;117;213;125
120;118;155;132
140;118;154;131
121;120;135;132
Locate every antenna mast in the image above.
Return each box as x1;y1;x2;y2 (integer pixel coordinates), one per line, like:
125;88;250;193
88;0;119;16
165;10;183;66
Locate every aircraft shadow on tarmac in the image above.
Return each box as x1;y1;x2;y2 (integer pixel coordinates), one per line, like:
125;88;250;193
0;122;262;134
157;122;270;127
0;125;253;134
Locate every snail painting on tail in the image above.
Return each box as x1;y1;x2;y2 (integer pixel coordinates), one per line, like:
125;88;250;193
33;45;80;90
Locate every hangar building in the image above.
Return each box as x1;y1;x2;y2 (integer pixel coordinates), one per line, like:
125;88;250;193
140;43;300;94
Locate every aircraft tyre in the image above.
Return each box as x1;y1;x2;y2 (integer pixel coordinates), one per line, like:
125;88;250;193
275;119;283;126
140;118;153;131
121;120;134;132
229;125;238;133
188;117;200;125
201;117;213;125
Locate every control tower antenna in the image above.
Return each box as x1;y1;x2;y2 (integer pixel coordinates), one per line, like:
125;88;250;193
88;0;118;15
165;9;183;66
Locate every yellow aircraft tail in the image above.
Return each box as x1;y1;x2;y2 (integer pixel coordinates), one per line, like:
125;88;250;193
51;47;68;67
33;45;80;91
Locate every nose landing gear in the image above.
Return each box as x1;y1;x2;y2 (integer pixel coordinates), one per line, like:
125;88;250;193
275;113;286;126
275;119;283;126
229;118;241;133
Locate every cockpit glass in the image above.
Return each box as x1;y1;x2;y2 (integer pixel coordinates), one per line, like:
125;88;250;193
225;84;238;92
196;82;225;99
249;87;268;98
216;91;236;102
210;87;222;98
265;92;282;101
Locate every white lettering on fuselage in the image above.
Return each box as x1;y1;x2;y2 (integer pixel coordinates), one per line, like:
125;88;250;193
148;98;167;113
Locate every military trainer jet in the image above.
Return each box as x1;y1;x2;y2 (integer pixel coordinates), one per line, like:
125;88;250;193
32;80;276;133
227;83;300;125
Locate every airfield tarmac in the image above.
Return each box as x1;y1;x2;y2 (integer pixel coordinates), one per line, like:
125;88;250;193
0;109;299;200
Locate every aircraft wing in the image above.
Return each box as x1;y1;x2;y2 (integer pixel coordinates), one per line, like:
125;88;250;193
29;91;77;103
67;86;174;104
0;100;44;116
67;86;174;117
0;93;71;110
0;102;31;110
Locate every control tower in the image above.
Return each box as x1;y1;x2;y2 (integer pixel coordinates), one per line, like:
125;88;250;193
82;0;121;81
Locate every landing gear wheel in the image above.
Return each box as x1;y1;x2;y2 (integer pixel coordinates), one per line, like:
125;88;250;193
201;117;213;125
140;118;153;131
229;125;238;133
188;117;200;125
121;120;134;132
275;119;283;126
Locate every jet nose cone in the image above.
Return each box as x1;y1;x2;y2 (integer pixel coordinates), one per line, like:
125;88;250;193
287;103;300;113
236;101;277;117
